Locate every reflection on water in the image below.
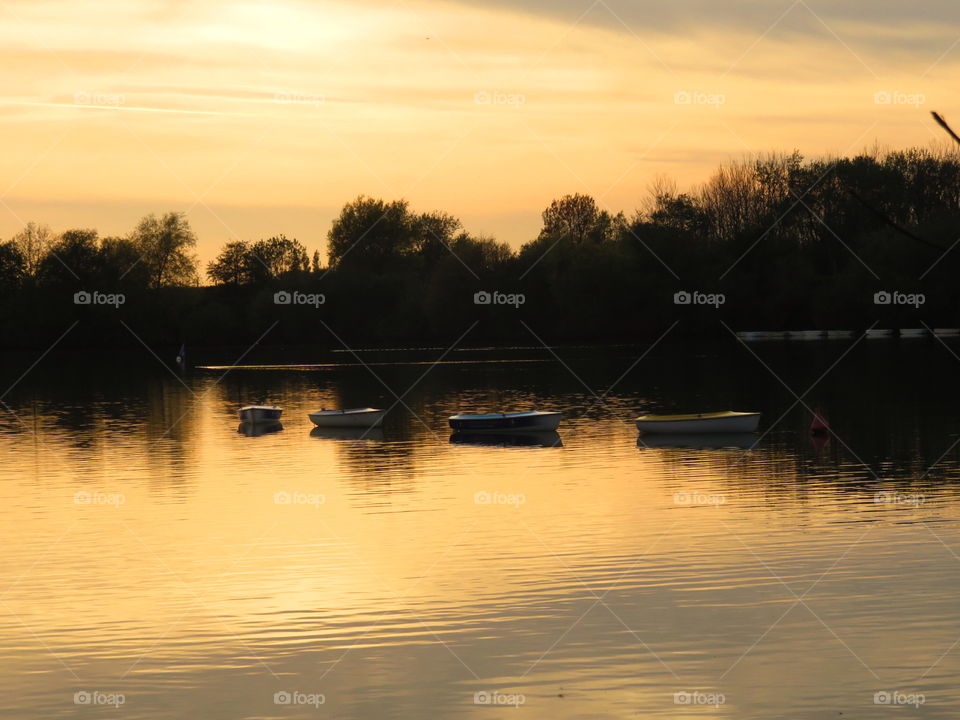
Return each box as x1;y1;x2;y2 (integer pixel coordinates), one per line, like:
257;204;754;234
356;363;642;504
449;430;563;448
310;426;386;442
2;341;960;718
238;420;284;436
637;432;758;450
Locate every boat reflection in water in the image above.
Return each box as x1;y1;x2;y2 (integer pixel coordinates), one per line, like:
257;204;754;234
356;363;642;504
637;432;758;450
310;426;386;442
450;430;562;448
238;420;284;437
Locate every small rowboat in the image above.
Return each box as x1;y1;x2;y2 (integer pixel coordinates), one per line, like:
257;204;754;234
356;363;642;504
448;410;561;432
635;410;760;434
239;405;283;423
308;408;386;428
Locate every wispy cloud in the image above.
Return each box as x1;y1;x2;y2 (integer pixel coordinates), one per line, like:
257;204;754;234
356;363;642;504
0;0;955;259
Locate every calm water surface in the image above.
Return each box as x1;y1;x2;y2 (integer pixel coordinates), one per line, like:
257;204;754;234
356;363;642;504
2;340;960;718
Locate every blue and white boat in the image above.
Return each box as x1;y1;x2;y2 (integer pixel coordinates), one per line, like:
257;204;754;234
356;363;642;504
308;408;386;428
448;410;562;432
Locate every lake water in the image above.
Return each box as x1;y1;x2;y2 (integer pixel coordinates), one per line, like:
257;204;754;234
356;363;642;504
2;338;960;718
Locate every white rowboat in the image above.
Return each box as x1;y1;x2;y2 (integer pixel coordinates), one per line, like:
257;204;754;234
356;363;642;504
239;405;282;423
308;408;386;428
636;411;761;434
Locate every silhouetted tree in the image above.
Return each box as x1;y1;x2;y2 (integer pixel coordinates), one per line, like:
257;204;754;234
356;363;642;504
0;241;25;294
10;222;54;277
99;236;149;287
539;194;620;244
249;235;309;281
131;212;198;288
37;229;100;287
327;196;415;270
412;211;462;262
207;240;256;286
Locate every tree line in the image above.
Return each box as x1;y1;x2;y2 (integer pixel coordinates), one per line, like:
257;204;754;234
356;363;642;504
1;144;959;350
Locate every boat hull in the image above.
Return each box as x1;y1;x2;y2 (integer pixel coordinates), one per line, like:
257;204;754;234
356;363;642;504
636;412;760;434
308;408;386;428
239;406;283;423
448;411;561;432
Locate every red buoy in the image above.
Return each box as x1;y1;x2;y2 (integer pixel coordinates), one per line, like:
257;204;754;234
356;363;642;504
810;409;829;435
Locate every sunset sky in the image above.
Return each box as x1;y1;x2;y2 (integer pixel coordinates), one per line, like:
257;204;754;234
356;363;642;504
0;0;957;264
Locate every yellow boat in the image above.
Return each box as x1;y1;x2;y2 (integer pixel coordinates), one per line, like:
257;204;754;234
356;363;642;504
635;410;761;434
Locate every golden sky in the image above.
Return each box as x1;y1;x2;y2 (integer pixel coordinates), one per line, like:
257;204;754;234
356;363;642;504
0;0;957;263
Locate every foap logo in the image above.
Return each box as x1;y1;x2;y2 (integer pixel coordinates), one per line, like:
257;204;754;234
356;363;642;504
473;290;525;308
873;91;925;108
273;691;325;708
873;290;924;308
74;90;125;107
873;690;925;708
673;691;726;708
474;490;526;508
274;290;325;308
674;90;725;108
73;490;126;508
74;290;125;308
274;490;325;508
274;91;325;107
73;691;125;707
874;491;925;507
674;290;725;308
474;90;525;108
673;491;727;507
473;691;526;707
